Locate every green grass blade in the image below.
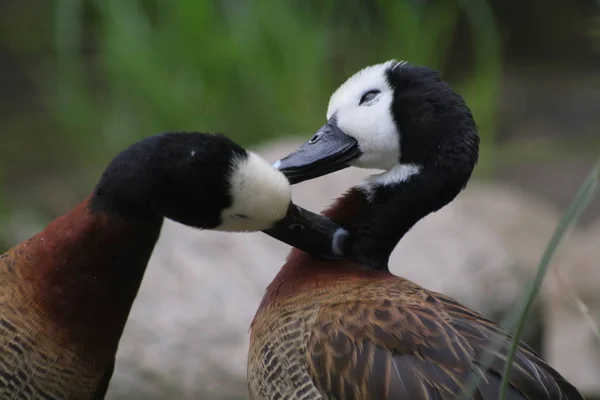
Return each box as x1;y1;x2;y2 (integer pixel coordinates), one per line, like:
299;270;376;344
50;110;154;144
499;154;600;399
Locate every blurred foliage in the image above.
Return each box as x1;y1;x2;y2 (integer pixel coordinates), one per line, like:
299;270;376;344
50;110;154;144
52;0;500;162
1;0;503;251
3;0;503;251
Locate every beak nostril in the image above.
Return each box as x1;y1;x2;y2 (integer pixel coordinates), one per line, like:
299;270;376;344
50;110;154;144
288;224;305;231
308;133;322;144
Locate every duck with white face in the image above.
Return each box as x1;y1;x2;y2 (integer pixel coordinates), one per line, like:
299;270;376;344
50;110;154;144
275;59;479;268
0;130;353;400
258;61;582;400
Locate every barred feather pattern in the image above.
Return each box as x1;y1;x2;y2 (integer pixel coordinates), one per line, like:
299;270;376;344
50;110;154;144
249;275;583;400
248;302;323;400
0;248;111;400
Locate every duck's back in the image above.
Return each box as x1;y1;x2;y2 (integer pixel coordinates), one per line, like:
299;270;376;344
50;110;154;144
249;269;582;400
0;244;113;400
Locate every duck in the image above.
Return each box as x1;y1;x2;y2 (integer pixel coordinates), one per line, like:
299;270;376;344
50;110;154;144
248;61;583;399
0;131;349;399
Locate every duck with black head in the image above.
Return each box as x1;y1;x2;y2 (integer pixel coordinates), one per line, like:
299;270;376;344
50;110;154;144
0;131;348;399
248;61;583;399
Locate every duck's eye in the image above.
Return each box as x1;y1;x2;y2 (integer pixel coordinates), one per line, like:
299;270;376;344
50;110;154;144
359;90;381;105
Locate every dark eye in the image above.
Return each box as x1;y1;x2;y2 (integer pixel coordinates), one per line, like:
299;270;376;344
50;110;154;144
359;89;381;105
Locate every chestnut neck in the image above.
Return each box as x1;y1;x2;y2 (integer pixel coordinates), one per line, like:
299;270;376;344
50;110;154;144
19;197;162;351
257;189;369;308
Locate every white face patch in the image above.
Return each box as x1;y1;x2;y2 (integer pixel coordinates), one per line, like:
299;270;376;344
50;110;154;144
215;152;292;232
360;163;421;199
327;60;403;170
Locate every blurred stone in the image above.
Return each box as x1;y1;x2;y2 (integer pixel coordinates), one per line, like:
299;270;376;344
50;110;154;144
542;218;600;397
106;139;597;399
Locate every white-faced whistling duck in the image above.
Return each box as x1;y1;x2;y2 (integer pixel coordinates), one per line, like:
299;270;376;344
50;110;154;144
0;132;348;399
248;61;583;400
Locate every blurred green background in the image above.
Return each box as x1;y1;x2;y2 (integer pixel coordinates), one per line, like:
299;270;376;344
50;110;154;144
0;0;599;249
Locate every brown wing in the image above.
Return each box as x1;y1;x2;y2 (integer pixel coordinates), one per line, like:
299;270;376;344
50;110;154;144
306;291;582;400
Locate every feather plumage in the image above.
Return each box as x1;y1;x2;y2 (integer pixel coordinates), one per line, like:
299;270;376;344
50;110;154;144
250;261;582;400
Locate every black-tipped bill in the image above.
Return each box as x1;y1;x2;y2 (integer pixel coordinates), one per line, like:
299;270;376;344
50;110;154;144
263;203;349;260
273;119;361;184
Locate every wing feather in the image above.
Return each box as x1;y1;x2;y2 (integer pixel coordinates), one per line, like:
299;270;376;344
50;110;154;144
306;287;582;400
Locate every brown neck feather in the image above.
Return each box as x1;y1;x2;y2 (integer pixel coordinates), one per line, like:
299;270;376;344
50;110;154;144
258;188;387;309
320;187;366;225
16;196;162;352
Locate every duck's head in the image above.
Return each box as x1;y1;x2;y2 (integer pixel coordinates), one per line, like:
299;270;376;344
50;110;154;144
91;132;348;259
274;61;480;268
275;60;479;195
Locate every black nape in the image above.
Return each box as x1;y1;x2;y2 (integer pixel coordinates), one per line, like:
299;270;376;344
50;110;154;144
89;132;246;228
386;62;479;169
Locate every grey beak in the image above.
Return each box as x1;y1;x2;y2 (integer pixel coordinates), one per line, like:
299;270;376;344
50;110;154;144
262;202;349;260
274;118;361;184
